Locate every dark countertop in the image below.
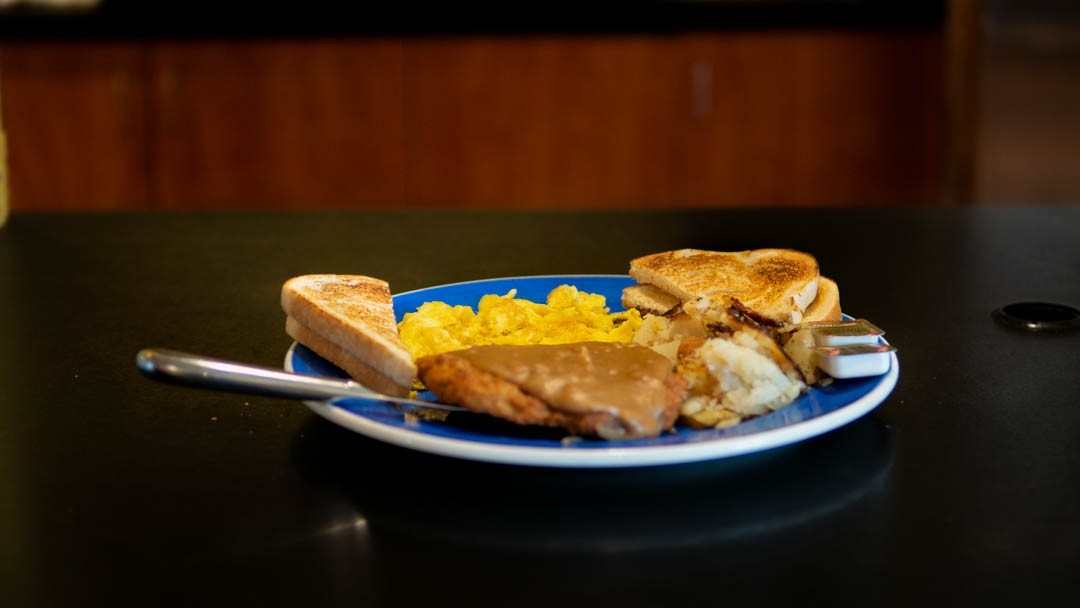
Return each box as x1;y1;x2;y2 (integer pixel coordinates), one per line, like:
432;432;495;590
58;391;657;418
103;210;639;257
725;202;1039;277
0;1;945;39
1;205;1078;606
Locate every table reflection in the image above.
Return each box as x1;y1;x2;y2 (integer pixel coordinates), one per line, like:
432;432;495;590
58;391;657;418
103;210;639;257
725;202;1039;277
292;413;893;554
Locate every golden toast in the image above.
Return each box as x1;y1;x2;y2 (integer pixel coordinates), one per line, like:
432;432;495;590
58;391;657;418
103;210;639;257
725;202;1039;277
281;274;417;392
627;248;821;326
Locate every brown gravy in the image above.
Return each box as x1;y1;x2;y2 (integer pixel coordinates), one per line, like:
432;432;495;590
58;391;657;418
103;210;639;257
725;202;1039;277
456;341;676;437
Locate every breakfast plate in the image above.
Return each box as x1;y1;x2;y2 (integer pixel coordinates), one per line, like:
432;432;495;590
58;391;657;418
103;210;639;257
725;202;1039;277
285;275;899;468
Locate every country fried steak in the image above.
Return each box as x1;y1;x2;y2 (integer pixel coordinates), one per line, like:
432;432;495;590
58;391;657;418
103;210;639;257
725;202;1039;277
416;342;687;440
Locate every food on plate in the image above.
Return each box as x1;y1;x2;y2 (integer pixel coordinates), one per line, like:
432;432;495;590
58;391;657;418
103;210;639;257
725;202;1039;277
625;248;821;327
624;249;845;391
621;283;681;316
770;276;843;384
281;248;886;439
416;341;687;439
397;284;640;360
799;276;843;326
779;327;826;386
285;317;411;397
633;300;807;428
281;274;416;397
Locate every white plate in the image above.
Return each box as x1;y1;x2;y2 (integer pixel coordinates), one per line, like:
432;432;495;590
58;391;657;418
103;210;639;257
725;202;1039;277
285;275;898;468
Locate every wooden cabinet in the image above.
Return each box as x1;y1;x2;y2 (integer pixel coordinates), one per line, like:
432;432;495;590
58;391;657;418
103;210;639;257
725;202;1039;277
682;29;944;206
0;42;150;210
406;35;689;207
0;28;945;210
150;39;407;209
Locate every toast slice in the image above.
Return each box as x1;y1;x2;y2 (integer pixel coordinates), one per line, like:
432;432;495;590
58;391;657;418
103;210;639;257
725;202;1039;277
286;317;411;397
778;276;842;385
629;248;820;326
621;283;681;316
281;274;417;390
800;276;842;324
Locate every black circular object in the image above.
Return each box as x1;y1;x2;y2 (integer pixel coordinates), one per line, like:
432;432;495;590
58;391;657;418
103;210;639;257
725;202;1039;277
992;301;1080;333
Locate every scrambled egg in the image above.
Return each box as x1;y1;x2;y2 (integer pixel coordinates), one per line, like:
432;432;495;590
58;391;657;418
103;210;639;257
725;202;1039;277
398;284;641;360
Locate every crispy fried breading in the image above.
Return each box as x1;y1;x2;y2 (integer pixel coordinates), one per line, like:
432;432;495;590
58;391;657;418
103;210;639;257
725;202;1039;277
417;344;686;440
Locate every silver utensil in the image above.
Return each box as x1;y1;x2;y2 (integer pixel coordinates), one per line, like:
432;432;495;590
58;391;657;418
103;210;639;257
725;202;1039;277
135;347;464;413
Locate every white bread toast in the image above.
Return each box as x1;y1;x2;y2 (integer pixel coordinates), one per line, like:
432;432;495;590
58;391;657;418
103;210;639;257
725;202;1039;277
777;276;842;385
285;316;411;397
621;284;681;316
628;248;820;326
281;275;417;390
801;276;842;324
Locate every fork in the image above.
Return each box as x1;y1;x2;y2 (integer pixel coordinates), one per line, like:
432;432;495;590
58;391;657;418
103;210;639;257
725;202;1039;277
135;347;464;413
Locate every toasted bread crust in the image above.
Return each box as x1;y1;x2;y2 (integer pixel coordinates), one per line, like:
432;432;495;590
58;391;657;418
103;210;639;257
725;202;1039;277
281;275;416;386
629;249;819;325
621;284;681;316
802;276;842;324
286;316;411;397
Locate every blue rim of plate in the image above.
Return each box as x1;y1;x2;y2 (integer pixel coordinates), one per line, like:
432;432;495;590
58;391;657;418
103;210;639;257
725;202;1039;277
284;275;899;468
